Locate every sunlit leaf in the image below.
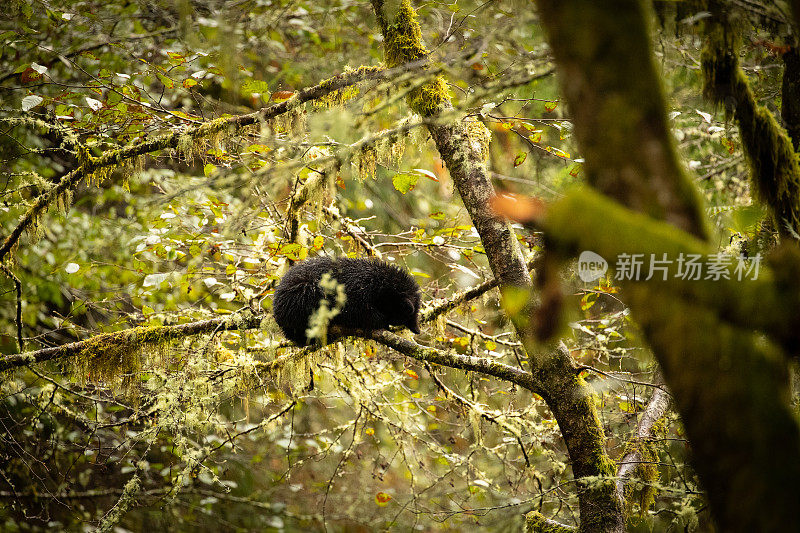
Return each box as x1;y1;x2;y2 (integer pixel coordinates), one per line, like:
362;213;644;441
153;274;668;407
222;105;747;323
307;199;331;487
392;172;418;194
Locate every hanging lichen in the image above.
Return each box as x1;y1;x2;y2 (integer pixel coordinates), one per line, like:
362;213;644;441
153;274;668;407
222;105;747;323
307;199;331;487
121;154;145;191
70;325;176;390
355;144;378;180
376;129;407;168
266;106;307;136
313;67;364;108
176;133;194;162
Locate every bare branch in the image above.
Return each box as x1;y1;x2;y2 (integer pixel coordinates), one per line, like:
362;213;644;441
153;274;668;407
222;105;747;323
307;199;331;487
0;263;23;352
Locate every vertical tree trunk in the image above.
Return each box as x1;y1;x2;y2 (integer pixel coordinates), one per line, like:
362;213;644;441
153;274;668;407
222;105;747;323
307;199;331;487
370;2;626;531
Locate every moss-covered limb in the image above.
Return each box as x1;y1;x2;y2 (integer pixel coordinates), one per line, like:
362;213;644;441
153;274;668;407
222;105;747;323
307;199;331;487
370;0;449;117
0;315;262;373
426;121;533;287
528;344;624;533
702;23;800;239
371;3;626;530
2;266;505;375
782;47;800;150
615;373;669;514
0;263;23;352
525;511;577;533
534;0;707;240
625;284;800;531
0;66;389;264
618;438;659;517
97;474;141;533
543;188;800;349
368;330;539;393
541;189;800;530
1;116;85;155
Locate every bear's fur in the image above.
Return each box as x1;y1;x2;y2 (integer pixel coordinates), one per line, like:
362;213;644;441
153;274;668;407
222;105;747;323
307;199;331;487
272;257;421;346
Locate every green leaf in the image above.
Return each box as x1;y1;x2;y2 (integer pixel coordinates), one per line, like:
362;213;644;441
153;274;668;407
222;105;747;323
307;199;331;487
392;172;419;194
156;72;174;89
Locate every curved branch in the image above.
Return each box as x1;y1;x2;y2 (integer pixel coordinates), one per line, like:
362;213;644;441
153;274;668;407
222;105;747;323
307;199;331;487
0;315;261;373
367;329;539;393
615;373;671;508
702;12;800;238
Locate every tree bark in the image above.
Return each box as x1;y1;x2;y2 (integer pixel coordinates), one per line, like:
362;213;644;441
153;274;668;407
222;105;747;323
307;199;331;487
534;1;800;530
782;47;800;151
534;0;707;240
370;2;626;531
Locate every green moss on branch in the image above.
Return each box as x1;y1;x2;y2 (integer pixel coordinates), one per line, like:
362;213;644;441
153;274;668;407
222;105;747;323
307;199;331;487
702;24;800;239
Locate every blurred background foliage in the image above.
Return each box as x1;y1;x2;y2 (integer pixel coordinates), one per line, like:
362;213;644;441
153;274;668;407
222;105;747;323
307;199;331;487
0;0;791;530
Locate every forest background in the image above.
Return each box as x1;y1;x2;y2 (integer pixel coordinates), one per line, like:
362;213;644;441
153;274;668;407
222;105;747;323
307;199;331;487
2;0;800;531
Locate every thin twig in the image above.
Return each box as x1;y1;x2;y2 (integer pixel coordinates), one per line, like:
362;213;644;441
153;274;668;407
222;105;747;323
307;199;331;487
0;263;23;352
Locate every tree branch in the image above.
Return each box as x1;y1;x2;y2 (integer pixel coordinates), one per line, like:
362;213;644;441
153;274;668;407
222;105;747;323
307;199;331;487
525;511;576;533
1;65;395;262
368;329;538;393
0;263;23;352
615;372;671;509
0;315;261;373
702;10;800;239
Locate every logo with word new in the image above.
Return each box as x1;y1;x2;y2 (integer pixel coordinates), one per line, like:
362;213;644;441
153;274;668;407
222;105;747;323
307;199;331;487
578;251;608;282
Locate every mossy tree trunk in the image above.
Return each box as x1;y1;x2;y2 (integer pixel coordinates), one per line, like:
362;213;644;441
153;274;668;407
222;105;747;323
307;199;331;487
701;9;800;240
370;2;626;531
534;0;708;240
534;0;800;530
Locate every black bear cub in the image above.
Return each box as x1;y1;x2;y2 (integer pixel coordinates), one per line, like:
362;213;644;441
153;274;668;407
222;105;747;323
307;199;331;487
272;257;421;346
